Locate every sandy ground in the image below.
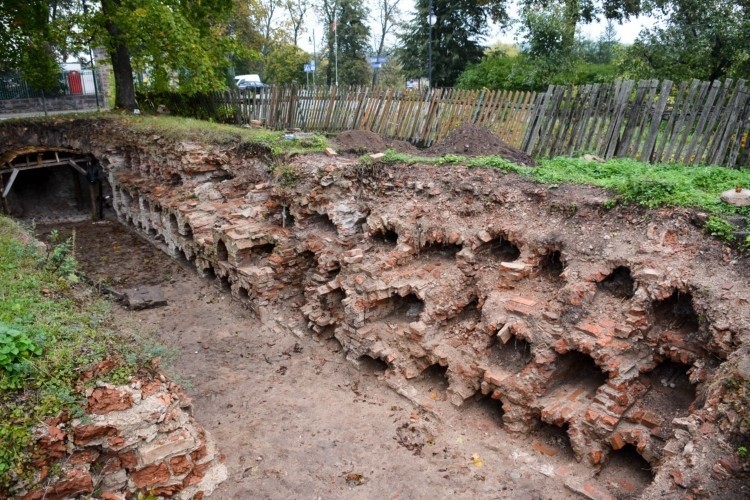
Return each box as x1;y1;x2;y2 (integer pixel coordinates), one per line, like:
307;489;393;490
35;217;651;499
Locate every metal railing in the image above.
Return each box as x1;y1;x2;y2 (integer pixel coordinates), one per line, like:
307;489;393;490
0;70;101;100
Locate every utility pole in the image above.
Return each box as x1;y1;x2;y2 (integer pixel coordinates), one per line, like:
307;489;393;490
312;28;317;86
334;5;339;87
427;0;436;88
82;0;101;111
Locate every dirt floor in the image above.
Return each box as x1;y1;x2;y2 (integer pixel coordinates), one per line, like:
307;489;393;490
31;217;657;499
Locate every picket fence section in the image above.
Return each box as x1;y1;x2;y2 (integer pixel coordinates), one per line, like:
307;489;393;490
200;78;750;168
522;79;750;167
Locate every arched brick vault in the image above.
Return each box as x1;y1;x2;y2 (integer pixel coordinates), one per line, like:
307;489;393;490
2;118;749;494
1;147;106;218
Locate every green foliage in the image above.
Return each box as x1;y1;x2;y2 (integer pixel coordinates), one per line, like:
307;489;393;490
0;324;42;390
398;0;498;86
457;11;623;91
273;163;298;187
704;217;736;242
43;229;77;277
264;44;309;85
0;216;144;489
318;0;371;86
104;0;239;95
739;446;748;459
619;0;750;81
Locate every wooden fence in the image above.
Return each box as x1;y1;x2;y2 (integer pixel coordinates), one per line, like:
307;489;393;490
217;86;537;149
522;79;750;167
174;78;750;168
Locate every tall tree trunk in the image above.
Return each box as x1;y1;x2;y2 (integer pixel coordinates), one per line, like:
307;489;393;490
562;0;579;52
101;0;136;110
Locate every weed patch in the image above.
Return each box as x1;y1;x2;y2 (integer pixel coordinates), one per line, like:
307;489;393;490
0;216;147;489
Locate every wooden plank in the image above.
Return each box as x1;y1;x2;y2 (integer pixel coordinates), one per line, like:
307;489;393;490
674;80;712;163
546;85;576;157
630;79;660;159
693;79;732;165
515;91;537;149
536;86;566;157
663;79;701;162
683;80;722;163
729;100;750;167
571;84;598;154
641;80;673;162
581;84;607;153
712;80;749;166
616;80;650;157
654;81;687;162
521;85;553;153
604;80;635;159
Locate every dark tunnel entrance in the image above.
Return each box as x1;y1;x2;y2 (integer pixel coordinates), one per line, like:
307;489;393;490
0;149;111;222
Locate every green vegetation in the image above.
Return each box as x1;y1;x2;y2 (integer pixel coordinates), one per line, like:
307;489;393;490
370;151;750;243
124;115;329;156
0;217;144;489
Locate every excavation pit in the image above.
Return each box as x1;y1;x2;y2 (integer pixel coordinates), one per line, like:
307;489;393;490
2;118;748;498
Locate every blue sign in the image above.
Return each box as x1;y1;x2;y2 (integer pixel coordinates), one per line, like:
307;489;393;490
368;57;388;69
304;64;312;73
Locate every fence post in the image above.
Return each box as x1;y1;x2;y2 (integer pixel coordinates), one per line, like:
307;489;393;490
471;90;486;124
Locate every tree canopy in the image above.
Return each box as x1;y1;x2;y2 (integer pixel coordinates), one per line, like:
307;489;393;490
398;0;497;87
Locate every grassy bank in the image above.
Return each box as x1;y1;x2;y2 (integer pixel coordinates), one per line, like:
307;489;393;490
0;217;141;490
125;115;329;155
372;151;750;244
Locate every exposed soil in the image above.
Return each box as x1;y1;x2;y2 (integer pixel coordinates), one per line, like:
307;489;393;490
426;124;537;166
333;130;387;153
333;130;422;155
29;218;644;499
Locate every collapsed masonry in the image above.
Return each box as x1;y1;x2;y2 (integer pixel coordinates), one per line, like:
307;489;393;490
2;118;749;497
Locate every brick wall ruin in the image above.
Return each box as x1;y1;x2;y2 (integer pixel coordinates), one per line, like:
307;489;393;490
2;118;749;497
16;370;226;500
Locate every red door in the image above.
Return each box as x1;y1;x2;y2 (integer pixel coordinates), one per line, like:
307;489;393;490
67;71;83;94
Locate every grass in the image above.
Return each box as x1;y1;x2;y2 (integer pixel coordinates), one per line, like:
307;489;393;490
370;150;750;243
124;115;329;155
0;217;148;490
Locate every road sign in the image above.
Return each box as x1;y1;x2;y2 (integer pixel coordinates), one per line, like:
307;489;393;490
304;64;312;73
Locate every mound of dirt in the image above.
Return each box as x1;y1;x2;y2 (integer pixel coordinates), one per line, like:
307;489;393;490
334;130;423;155
388;139;420;154
427;124;536;166
334;130;387;153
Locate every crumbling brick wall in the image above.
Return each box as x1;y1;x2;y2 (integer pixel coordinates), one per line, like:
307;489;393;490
2;118;749;497
19;373;226;499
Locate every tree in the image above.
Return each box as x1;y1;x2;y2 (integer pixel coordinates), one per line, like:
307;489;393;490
620;0;750;81
265;43;309;83
398;0;504;87
0;0;78;91
516;0;643;52
317;0;371;86
0;0;239;110
285;0;309;46
370;0;401;85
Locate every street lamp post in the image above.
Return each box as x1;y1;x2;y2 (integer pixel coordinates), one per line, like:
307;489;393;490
427;0;437;88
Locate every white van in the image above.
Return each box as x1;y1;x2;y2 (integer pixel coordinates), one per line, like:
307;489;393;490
234;74;262;85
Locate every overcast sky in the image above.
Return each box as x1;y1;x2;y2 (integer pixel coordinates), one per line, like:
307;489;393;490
299;1;660;54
